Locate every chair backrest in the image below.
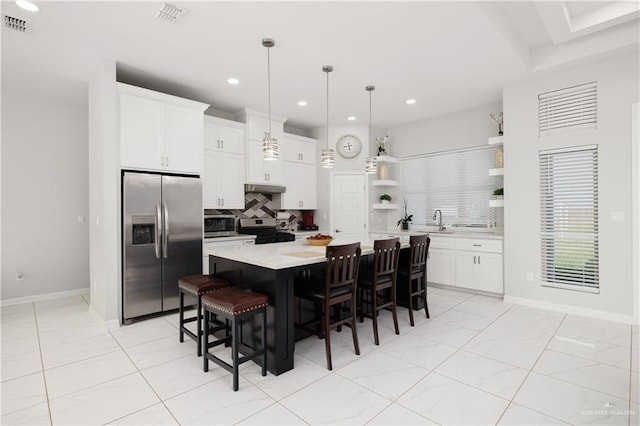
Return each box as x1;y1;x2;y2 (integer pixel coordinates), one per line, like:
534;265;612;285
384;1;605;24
409;234;431;272
324;242;362;293
372;238;401;280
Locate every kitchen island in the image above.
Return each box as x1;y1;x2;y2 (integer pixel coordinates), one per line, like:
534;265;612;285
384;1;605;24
206;238;392;375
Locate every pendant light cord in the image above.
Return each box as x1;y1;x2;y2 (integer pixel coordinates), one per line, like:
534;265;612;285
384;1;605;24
326;70;329;150
369;90;372;147
267;46;272;136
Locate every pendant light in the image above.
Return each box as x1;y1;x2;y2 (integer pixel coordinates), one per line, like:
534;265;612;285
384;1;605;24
262;38;278;161
321;65;335;168
365;85;377;174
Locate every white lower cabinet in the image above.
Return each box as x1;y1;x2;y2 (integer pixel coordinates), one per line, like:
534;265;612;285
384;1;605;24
453;238;504;294
202;239;254;274
428;248;456;286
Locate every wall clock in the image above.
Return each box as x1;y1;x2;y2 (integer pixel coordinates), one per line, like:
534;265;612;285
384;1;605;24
336;134;362;159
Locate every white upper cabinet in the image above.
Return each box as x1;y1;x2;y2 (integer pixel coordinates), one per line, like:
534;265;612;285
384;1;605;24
238;109;286;185
279;134;318;209
202;117;245;209
119;83;209;174
204;116;244;154
283;135;317;164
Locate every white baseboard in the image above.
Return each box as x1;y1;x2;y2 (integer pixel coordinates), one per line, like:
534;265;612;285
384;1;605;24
1;288;89;307
504;295;636;325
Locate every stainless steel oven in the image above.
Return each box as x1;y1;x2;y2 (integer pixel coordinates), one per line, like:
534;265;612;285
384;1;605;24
204;214;237;237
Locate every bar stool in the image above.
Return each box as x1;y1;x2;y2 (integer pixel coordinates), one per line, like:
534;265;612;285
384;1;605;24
398;234;431;326
202;287;268;391
358;238;401;345
178;275;231;356
294;242;362;370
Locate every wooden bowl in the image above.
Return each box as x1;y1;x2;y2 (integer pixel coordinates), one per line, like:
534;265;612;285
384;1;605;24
306;237;333;246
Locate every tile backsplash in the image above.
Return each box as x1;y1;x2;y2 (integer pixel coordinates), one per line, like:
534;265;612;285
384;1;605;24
204;193;302;227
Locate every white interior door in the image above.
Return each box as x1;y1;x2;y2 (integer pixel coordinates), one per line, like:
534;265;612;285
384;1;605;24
331;173;367;243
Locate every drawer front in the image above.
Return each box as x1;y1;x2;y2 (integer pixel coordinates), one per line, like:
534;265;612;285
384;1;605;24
454;238;503;253
429;236;455;249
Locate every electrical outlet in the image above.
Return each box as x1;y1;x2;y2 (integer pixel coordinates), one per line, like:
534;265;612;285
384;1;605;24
16;271;24;281
527;272;533;282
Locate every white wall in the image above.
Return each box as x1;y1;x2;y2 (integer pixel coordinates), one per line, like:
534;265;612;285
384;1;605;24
88;59;120;323
310;124;376;232
1;90;89;300
503;52;639;319
389;102;503;157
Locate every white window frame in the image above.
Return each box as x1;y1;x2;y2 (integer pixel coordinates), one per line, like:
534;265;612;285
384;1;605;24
539;144;599;293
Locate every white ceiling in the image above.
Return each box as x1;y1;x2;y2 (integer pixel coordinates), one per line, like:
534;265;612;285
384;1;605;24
1;1;638;130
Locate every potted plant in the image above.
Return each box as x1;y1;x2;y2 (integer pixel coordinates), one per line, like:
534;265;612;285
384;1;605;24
397;198;413;230
380;194;392;204
493;188;504;199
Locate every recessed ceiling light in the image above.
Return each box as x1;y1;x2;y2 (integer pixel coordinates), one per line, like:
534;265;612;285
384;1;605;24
227;78;239;85
406;99;416;105
16;0;39;12
297;100;307;106
347;116;356;121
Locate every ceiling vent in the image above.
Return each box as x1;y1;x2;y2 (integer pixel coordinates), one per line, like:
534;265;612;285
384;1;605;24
539;82;597;137
155;3;183;23
4;15;27;32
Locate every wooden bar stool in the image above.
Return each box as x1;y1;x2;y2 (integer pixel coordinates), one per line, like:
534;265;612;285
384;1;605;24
202;287;268;391
178;275;231;356
398;234;431;326
358;238;401;345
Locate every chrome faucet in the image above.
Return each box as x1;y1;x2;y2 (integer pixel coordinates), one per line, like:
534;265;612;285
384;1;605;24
433;209;445;231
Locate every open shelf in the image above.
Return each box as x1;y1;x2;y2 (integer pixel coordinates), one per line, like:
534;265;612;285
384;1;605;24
489;168;504;176
489;199;504;208
372;180;398;187
373;203;399;210
374;155;399;163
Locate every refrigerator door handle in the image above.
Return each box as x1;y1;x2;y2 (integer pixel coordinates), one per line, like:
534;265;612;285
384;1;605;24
163;202;169;258
155;203;162;259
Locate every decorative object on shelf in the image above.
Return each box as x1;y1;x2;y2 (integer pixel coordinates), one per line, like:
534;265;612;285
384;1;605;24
380;193;392;204
490;112;504;136
321;65;335;168
262;38;278;161
496;145;504;168
336;134;362;158
376;135;389;156
377;162;390;180
365;85;378;174
397;198;413;230
493;187;504;199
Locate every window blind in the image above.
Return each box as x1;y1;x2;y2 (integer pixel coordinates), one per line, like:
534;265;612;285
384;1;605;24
401;147;497;227
539;145;599;293
539;82;597;136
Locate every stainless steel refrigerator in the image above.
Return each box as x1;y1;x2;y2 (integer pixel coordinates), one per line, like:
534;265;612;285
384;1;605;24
122;172;202;324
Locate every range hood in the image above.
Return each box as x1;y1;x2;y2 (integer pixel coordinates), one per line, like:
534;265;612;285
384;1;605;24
244;184;286;194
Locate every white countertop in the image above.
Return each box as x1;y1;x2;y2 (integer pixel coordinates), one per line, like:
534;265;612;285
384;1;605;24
206;238;408;270
370;227;504;240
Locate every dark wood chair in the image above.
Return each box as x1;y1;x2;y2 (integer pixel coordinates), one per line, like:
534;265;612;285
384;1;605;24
294;242;362;370
398;234;431;326
359;238;401;345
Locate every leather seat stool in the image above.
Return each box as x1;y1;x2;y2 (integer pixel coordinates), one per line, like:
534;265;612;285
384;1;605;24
178;275;231;356
202;287;268;391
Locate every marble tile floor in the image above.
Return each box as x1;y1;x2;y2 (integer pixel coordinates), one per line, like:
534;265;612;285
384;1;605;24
1;287;638;425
